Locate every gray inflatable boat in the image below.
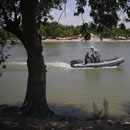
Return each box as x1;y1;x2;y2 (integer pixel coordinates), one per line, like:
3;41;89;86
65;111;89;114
70;57;124;68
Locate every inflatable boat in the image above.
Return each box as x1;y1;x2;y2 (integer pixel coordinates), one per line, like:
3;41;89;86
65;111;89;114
70;57;124;68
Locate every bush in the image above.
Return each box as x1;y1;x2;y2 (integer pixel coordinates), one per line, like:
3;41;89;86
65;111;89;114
89;98;109;120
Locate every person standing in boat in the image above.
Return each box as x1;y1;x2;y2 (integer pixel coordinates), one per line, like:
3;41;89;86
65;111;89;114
94;48;101;63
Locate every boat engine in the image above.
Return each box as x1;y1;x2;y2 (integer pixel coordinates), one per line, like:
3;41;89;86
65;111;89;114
70;60;78;67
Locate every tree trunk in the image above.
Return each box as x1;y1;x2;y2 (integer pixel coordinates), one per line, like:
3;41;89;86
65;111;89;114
20;0;53;117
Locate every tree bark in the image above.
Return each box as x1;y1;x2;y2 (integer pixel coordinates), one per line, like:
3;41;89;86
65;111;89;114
20;0;53;117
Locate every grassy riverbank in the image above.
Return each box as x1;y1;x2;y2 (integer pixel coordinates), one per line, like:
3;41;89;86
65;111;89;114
0;105;130;130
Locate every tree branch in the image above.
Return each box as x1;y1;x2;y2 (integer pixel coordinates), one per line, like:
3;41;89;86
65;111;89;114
81;13;85;24
0;2;23;44
13;4;17;22
57;0;67;23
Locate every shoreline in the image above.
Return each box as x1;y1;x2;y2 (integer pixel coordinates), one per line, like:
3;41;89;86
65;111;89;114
0;105;130;130
42;38;130;43
7;38;130;44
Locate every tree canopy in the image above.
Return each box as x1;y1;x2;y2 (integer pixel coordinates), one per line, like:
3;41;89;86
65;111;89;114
0;0;65;42
0;0;129;39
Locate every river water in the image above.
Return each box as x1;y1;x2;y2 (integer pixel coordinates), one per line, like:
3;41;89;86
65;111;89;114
0;41;130;120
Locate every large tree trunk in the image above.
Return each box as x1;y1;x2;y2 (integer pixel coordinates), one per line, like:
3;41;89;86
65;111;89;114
20;0;53;117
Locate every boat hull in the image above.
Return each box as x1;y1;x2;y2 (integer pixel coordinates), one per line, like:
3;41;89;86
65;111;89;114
70;57;124;68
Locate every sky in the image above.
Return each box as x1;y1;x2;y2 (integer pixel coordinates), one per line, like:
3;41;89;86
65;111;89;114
50;0;130;28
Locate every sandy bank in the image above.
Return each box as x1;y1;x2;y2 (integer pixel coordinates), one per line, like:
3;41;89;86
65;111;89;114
7;37;130;44
42;38;130;43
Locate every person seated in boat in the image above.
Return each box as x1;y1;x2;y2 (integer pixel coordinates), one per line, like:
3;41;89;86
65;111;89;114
94;49;101;63
89;46;101;63
91;53;96;63
84;52;88;64
84;52;93;64
89;46;95;53
77;58;83;63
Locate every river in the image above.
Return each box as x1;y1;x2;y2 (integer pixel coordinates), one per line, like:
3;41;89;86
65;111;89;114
0;41;130;120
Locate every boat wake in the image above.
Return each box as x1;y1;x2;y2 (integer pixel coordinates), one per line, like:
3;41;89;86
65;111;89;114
8;62;27;66
46;62;71;69
7;61;118;69
46;62;118;69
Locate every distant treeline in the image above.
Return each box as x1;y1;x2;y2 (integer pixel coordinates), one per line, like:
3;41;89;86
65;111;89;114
38;22;81;39
0;22;130;41
37;22;130;40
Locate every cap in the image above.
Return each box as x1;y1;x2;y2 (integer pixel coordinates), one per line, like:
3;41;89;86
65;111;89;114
90;46;95;50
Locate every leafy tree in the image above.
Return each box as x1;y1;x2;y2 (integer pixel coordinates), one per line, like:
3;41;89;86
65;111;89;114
89;23;96;30
0;30;7;41
111;27;120;39
118;0;130;22
119;23;126;30
38;24;47;37
74;0;87;15
80;23;89;35
73;25;81;37
80;23;91;41
111;26;128;39
88;0;120;40
126;29;130;38
89;0;119;28
102;27;112;38
86;0;129;40
84;32;90;41
0;0;64;117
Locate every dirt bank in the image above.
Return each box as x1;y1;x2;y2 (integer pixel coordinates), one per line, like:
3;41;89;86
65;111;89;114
0;105;130;130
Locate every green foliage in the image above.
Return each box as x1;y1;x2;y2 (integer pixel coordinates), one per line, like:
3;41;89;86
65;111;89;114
102;27;112;38
89;0;119;29
0;29;14;41
84;32;90;41
40;22;81;38
74;0;87;15
83;0;129;37
126;29;130;37
0;0;64;40
0;0;129;41
111;27;118;39
73;26;81;37
80;23;89;35
38;24;47;37
111;26;129;39
1;21;130;40
89;98;109;120
119;23;126;30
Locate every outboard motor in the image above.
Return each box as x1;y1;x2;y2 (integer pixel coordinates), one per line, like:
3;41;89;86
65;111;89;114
70;60;78;67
